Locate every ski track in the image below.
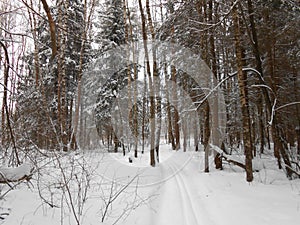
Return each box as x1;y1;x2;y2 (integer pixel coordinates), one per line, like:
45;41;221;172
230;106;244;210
158;155;216;225
153;160;184;225
167;162;199;225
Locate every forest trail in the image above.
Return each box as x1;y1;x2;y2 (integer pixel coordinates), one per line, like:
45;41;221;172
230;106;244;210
153;151;216;225
1;149;299;225
139;150;300;225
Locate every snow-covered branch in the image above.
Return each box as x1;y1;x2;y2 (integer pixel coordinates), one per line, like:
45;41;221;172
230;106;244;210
0;163;34;183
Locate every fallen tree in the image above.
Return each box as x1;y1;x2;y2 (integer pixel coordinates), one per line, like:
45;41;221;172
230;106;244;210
210;144;259;172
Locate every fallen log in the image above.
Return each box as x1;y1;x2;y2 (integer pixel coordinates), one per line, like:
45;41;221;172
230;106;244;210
220;154;246;170
210;144;259;172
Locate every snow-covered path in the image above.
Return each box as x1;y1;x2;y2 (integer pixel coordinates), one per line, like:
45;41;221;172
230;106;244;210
154;152;216;225
1;148;300;225
124;150;300;225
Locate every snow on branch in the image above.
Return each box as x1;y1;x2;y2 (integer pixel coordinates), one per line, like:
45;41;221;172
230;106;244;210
275;102;300;111
0;163;34;183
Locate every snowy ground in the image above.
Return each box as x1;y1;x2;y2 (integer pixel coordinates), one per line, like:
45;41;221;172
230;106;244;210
1;144;300;225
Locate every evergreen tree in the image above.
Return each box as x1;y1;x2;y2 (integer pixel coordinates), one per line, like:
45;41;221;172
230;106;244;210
93;0;128;151
96;0;126;51
16;0;90;150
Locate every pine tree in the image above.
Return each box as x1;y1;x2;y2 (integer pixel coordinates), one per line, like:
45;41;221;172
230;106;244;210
96;0;126;51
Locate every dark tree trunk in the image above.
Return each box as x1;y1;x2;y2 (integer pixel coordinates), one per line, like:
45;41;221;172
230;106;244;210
233;6;253;182
138;0;156;166
204;102;210;173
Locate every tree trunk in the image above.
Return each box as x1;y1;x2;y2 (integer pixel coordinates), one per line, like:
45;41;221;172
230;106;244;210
0;41;20;165
204;102;210;173
146;0;161;162
138;0;156;166
41;0;57;58
165;64;175;149
194;118;199;152
27;6;40;86
258;98;265;154
233;6;253;182
296;128;300;160
167;2;180;150
113;133;118;153
72;0;95;150
262;8;293;178
57;0;69;151
208;0;222;169
155;95;162;162
247;0;266;156
171;65;180;150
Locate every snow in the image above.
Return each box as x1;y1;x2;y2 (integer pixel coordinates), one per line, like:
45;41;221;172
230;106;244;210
1;145;300;225
0;163;33;182
122;150;300;225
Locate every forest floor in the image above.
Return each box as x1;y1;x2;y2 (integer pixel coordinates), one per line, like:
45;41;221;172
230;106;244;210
1;144;300;225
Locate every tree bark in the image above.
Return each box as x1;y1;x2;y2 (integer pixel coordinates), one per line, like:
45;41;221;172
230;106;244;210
194;118;199;152
247;0;265;155
208;0;222;169
146;0;161;162
165;65;175;149
171;65;180;150
260;6;293;178
233;6;253;182
168;1;180;150
204;102;210;173
57;0;68;151
0;41;20;165
41;0;57;58
138;0;156;166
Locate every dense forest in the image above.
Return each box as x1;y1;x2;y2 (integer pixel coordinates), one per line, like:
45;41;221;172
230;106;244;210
0;0;299;184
